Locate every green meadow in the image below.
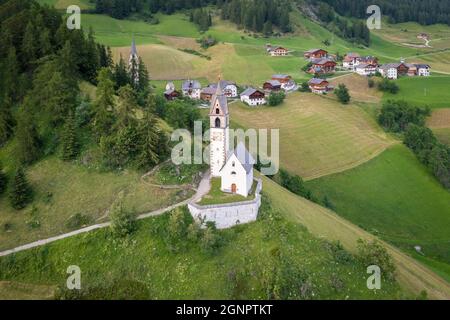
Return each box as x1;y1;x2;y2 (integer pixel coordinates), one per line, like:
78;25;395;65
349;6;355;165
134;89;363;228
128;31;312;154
0;199;404;300
306;145;450;281
382;76;450;109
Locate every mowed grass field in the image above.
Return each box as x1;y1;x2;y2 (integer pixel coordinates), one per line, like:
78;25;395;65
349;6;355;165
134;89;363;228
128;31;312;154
0;154;185;251
306;145;450;281
383;76;450;109
329;74;382;103
229;92;395;180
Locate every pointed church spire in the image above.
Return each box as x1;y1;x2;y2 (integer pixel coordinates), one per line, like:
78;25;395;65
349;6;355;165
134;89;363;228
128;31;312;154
215;78;224;96
131;35;137;57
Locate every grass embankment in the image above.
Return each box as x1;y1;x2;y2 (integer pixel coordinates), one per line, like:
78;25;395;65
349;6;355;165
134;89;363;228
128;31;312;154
0;199;404;300
0;154;188;251
305;145;450;282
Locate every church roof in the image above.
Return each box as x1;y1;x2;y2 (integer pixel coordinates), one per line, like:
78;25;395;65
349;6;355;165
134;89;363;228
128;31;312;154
131;37;138;56
182;80;202;90
227;142;255;174
210;80;229;114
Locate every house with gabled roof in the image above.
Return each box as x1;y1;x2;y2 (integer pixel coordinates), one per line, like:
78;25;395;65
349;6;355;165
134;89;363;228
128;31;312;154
182;79;202;99
263;80;282;92
309;58;337;74
308;78;333;94
304;48;328;60
240;88;266;106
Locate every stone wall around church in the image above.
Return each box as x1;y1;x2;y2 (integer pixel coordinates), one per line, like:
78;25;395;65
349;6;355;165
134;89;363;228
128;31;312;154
188;179;262;229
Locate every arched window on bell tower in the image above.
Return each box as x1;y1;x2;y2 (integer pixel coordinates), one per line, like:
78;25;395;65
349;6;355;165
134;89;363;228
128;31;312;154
216;108;220;114
215;117;221;128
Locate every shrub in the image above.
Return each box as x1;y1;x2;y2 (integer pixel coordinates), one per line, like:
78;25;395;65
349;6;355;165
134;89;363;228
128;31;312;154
368;78;375;88
298;81;311;92
66;213;92;230
110;201;137;238
201;222;222;254
334;84;350;104
268;91;286;106
357;239;396;280
378;78;399;94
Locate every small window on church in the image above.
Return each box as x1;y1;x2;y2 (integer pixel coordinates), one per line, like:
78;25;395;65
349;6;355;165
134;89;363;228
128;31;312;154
231;171;236;175
216;108;220;114
215;117;221;128
232;161;235;167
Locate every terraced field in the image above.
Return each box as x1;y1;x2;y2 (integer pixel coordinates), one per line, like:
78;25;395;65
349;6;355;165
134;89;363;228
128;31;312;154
230;92;395;180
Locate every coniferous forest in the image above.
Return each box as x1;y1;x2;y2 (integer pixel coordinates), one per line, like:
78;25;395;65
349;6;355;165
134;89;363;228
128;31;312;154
320;0;450;25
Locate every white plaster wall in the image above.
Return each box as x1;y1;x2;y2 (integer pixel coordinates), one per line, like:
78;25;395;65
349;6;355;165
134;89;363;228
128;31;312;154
189;179;262;229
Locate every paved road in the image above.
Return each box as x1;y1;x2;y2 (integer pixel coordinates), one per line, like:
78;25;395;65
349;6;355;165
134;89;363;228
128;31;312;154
0;171;211;258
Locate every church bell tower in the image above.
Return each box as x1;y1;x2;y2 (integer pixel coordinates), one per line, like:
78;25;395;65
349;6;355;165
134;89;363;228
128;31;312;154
209;81;230;177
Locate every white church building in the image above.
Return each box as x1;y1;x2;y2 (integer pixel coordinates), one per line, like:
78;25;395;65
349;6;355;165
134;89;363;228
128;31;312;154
188;81;262;229
209;82;255;197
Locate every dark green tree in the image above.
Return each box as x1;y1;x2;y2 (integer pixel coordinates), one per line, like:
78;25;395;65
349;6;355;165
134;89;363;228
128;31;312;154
9;167;33;210
14;110;41;165
334;84;350;104
0;161;7;195
93;68;116;137
61;112;79;161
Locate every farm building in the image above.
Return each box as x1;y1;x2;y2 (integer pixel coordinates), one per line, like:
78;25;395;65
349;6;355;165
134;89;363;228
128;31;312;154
416;64;431;76
263;80;282;92
200;86;217;101
343;53;361;69
164;82;181;100
355;63;378;76
182;80;202;99
378;63;410;79
271;74;296;90
240;88;266;106
309;58;337;74
308;78;333;94
304;48;328;60
208;80;238;98
267;46;289;56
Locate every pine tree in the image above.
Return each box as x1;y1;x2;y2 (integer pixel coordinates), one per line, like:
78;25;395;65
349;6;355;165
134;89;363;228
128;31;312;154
21;21;37;66
116;85;138;129
0;96;14;146
39;28;52;57
93;68;116;137
8;167;33;210
61;112;79;161
3;47;20;101
114;55;130;89
136;110;161;170
14;109;41;165
137;57;150;94
0;161;7;195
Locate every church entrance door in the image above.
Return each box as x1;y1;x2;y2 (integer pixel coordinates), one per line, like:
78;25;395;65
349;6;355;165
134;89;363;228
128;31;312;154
231;184;237;193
